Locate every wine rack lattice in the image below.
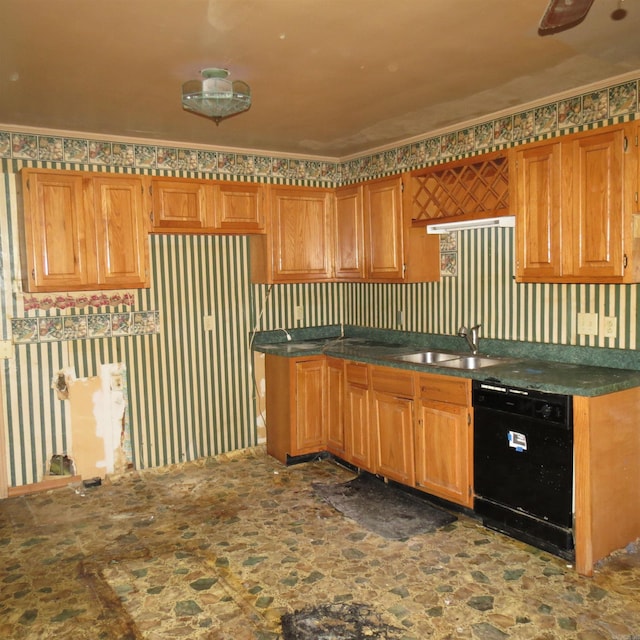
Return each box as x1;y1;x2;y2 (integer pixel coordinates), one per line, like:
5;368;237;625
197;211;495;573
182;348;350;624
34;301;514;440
410;154;509;223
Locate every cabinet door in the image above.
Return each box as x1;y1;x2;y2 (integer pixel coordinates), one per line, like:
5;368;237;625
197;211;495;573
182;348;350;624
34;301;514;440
371;388;415;485
294;359;326;454
415;399;472;507
151;178;213;231
326;358;346;457
364;177;405;281
20;171;91;291
92;175;149;288
345;380;371;470
514;141;563;280
569;128;625;279
334;185;365;280
216;182;264;233
270;187;333;282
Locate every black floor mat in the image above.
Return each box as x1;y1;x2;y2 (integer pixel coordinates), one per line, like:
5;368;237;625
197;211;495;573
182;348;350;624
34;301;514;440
313;474;457;540
281;603;405;640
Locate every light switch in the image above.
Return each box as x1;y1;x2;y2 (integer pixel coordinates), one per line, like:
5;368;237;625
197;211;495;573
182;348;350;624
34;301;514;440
577;312;598;336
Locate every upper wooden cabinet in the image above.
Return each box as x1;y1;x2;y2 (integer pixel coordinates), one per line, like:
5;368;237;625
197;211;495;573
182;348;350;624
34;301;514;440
19;169;149;292
150;177;264;234
334;176;440;283
515;123;639;283
334;184;366;280
250;185;334;283
364;177;406;281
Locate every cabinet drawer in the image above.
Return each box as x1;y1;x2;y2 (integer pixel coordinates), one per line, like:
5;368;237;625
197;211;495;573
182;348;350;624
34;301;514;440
371;367;415;398
345;362;369;387
418;374;470;405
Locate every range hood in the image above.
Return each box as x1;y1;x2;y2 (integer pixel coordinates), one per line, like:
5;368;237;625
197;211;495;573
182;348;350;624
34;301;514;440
426;216;515;234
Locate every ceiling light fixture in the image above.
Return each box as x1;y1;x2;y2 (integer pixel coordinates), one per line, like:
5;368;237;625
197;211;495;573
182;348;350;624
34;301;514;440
182;68;251;125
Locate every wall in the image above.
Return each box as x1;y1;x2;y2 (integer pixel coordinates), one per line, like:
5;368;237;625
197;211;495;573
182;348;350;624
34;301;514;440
2;73;639;488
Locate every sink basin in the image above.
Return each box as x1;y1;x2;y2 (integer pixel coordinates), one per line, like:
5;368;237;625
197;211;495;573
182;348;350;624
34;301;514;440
395;351;460;364
438;355;506;369
391;349;510;370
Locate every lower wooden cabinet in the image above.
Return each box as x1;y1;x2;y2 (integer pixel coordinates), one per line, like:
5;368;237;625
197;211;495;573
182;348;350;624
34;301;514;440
370;366;416;485
264;354;473;508
415;374;473;507
326;357;346;458
265;354;326;463
344;362;372;469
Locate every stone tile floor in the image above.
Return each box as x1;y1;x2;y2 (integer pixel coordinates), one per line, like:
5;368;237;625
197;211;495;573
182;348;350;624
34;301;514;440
1;447;640;639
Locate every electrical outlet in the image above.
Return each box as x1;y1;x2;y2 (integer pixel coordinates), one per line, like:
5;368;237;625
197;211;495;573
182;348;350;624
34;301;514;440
294;306;304;322
577;312;598;336
0;340;13;359
396;310;404;326
203;315;215;331
601;315;617;339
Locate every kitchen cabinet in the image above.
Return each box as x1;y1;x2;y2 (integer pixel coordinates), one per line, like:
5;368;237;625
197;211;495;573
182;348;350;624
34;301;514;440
326;357;346;458
150;177;264;234
250;185;334;283
415;374;473;507
344;361;372;470
334;177;440;283
264;354;326;464
364;177;405;281
515;123;638;283
334;184;366;280
216;181;265;233
19;169;149;292
370;366;415;485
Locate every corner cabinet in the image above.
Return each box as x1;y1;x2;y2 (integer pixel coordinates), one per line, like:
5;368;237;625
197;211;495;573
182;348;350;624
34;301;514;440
19;169;149;292
415;374;473;507
150;177;265;234
264;354;326;464
250;185;334;283
514;123;639;283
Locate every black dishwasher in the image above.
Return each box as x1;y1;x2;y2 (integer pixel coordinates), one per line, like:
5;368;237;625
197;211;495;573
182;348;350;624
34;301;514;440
473;381;574;559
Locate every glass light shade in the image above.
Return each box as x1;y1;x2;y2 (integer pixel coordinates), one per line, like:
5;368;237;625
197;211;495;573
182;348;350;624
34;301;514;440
182;68;251;124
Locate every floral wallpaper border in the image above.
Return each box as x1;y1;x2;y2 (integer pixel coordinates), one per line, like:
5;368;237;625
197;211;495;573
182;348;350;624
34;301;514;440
1;78;637;185
23;291;136;311
11;311;160;344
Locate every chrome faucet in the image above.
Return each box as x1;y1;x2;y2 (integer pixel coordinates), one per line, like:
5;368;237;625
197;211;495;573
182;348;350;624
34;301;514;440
458;323;481;355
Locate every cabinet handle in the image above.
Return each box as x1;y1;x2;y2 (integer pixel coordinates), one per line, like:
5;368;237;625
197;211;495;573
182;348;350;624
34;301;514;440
623;254;628;269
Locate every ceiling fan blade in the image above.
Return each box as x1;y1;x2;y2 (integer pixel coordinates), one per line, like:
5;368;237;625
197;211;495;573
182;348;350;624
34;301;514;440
539;0;595;34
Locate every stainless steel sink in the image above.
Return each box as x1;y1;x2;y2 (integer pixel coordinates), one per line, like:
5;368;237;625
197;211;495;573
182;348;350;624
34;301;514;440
391;350;509;370
437;355;507;369
395;351;460;364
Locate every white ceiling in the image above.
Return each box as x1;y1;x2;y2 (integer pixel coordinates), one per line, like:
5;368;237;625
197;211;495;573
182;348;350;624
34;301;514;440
1;0;639;159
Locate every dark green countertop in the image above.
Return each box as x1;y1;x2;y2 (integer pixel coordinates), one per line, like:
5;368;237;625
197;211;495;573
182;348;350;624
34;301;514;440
252;328;640;397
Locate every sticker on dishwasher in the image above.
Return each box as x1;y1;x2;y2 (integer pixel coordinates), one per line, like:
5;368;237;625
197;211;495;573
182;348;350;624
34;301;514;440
508;431;527;452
